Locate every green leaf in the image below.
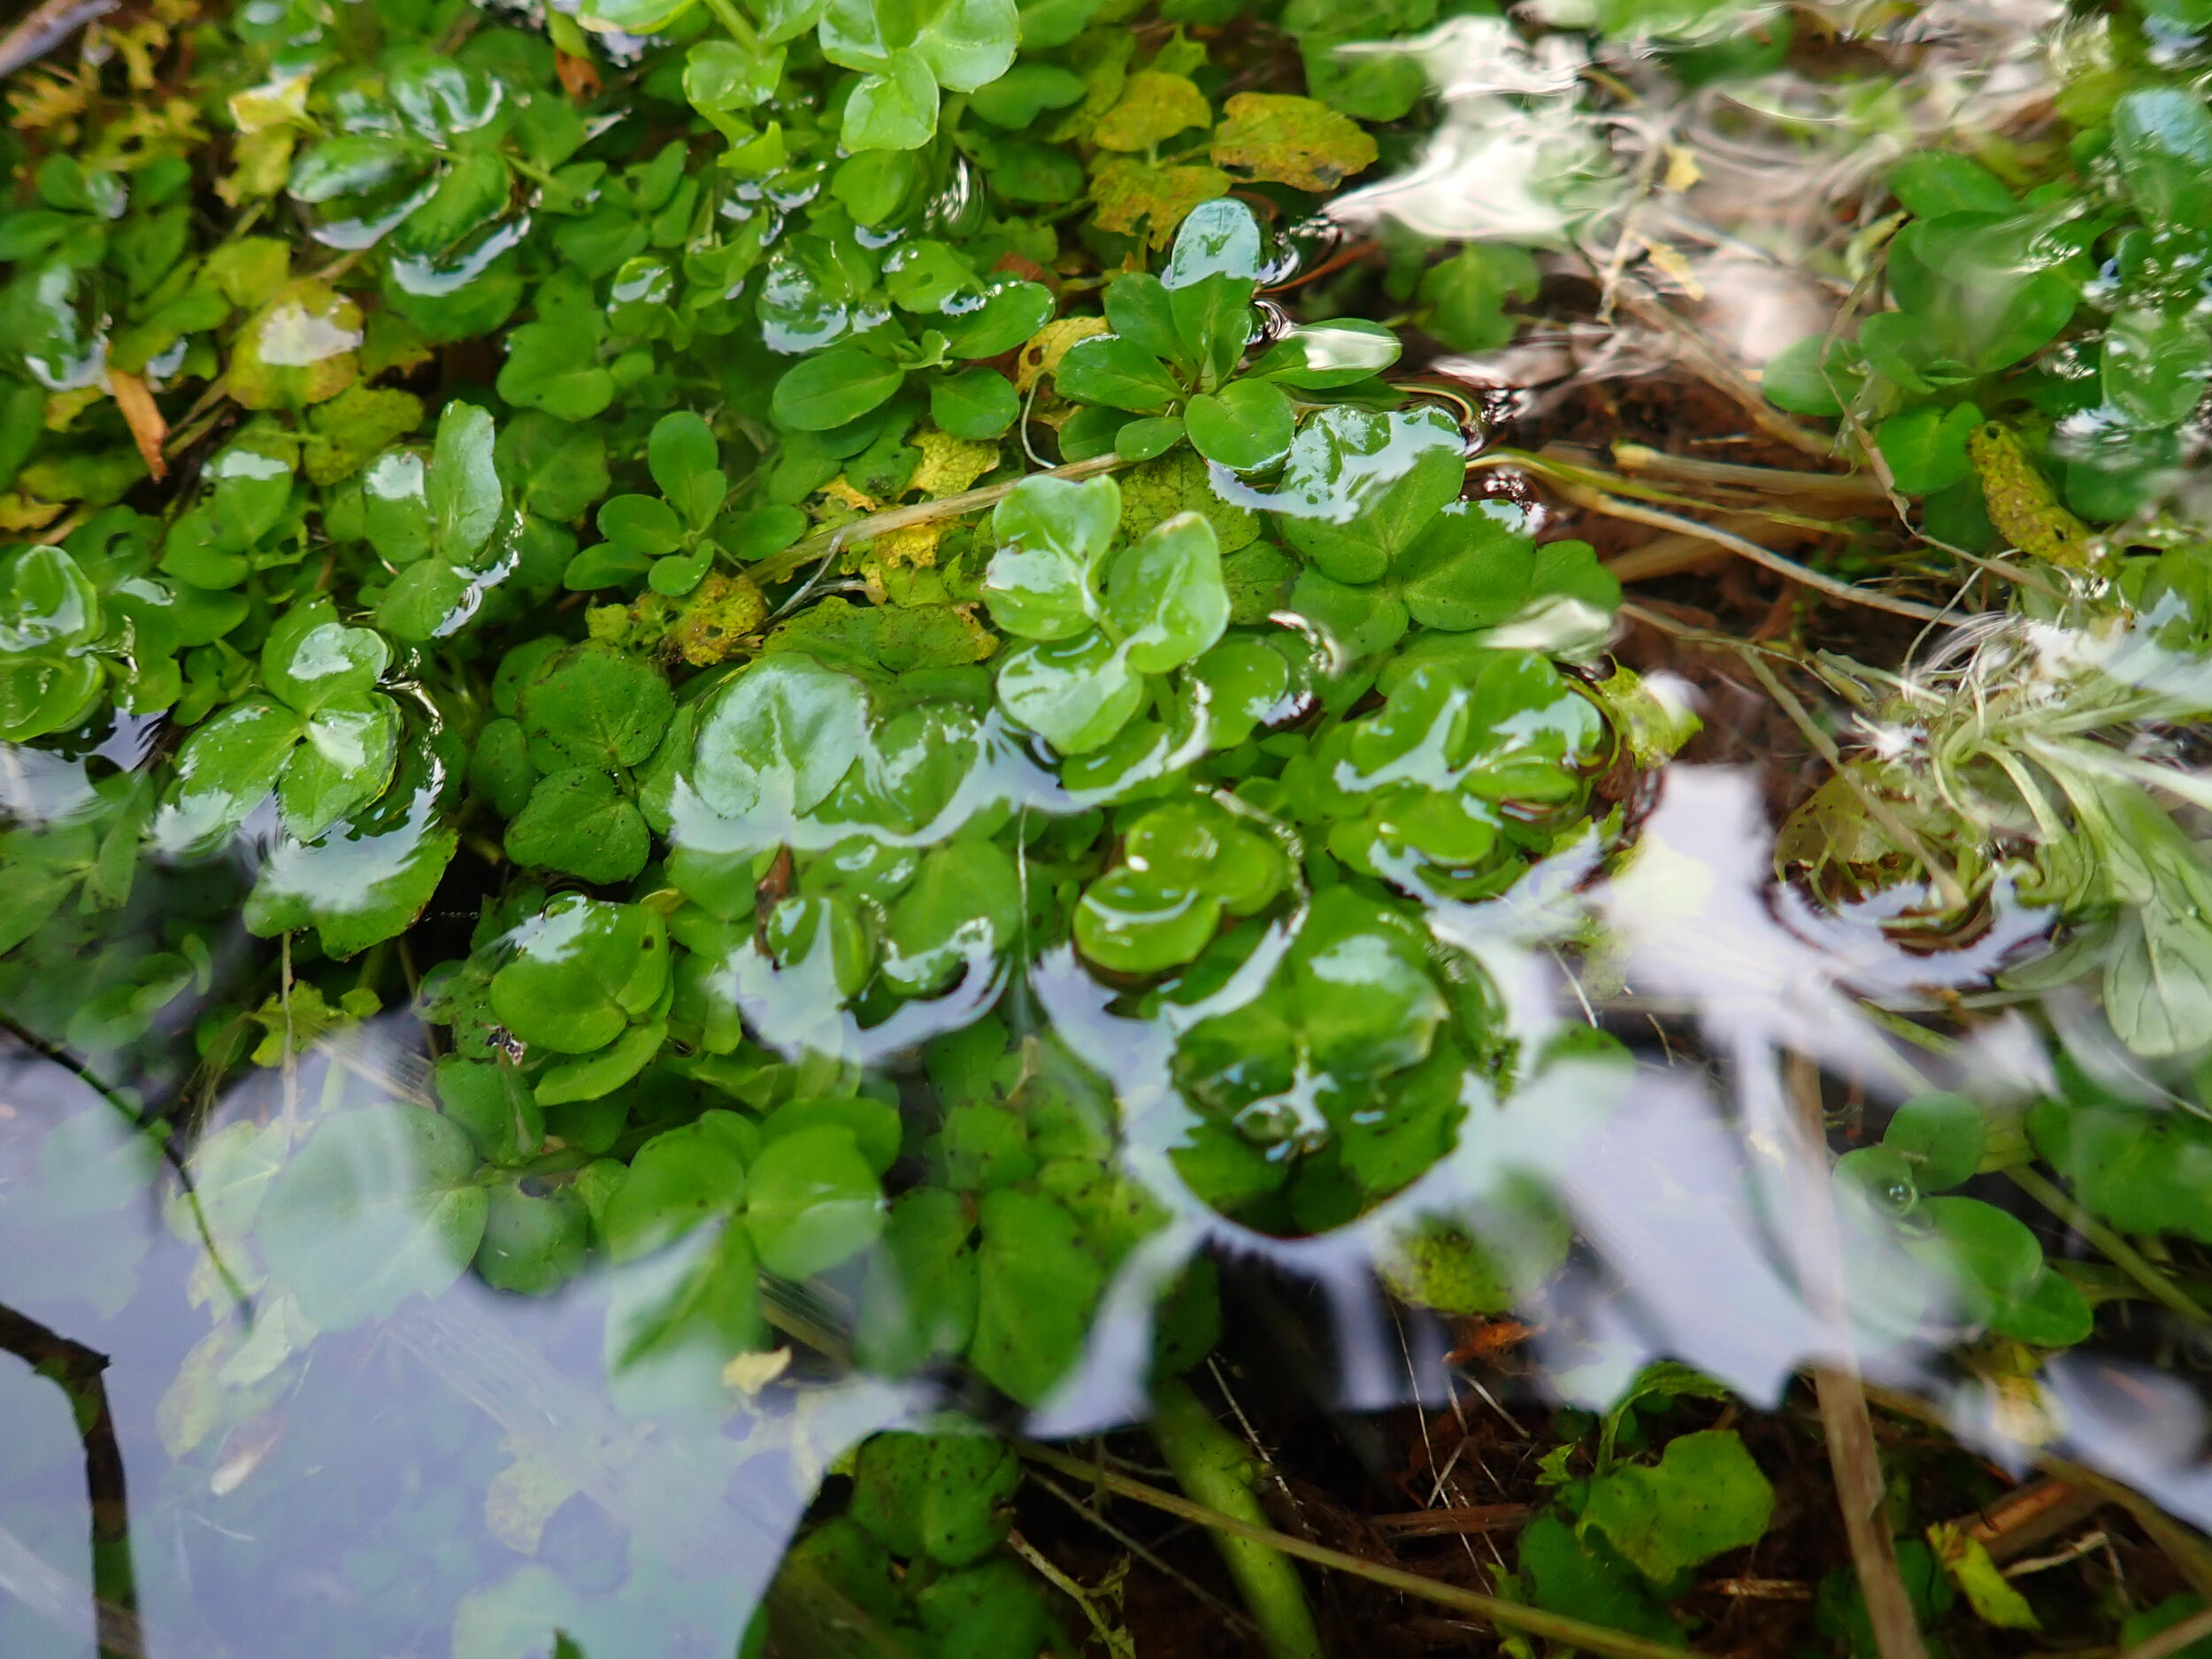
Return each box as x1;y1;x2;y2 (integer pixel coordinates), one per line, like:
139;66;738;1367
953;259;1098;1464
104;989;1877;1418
1250;319;1402;388
690;654;870;827
1877;403;1980;496
488;895;669;1055
930;367;1018;438
972;1187;1104;1404
743;1122;885;1277
1416;245;1540;353
684;36;786;112
844;50;941;151
970;63;1085;127
603;1114;751;1261
649;411;724;524
279;692;401;841
915;0;1019;91
983;472;1118;640
537;1019;665;1105
995;631;1143;754
1164;196;1263;288
261;596;388;714
2112;88;2212;227
518;641;674;769
1882;1093;1985;1192
476;1182;588;1295
1890;153;2016;219
1517;1514;1684;1647
504;768;650;884
1115;415;1185;462
856;1187;978;1375
1582;1429;1776;1582
497;322;614;423
1102;510;1227;672
598;493;687;557
1054;334;1183;414
257;1106;488;1330
851;1431;1018;1567
1914;1194;2044;1316
879;839;1023;995
431;402;503;565
1169;273;1256;390
773;349;907;430
154;696;305;851
1271;405;1468;584
1184;379;1294;471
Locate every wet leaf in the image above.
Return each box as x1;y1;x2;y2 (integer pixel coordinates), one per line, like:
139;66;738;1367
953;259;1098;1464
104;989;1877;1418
257;1105;488;1329
1582;1428;1776;1582
1210;92;1378;191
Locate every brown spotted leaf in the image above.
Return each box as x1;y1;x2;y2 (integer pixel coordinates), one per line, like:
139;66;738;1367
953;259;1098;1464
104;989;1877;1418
1210;92;1378;192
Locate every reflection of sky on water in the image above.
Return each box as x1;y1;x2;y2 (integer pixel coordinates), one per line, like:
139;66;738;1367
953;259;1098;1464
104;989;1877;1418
8;749;2212;1656
16;0;2212;1652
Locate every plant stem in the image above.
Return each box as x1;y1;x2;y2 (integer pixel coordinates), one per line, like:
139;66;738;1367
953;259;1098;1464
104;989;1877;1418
701;0;760;52
752;451;1127;588
1147;1375;1328;1659
1016;1438;1694;1659
2121;1602;2212;1659
2007;1166;2209;1325
1786;1054;1932;1659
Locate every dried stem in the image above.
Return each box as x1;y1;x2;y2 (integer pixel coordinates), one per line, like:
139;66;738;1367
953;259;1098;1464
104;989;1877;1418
1546;475;1955;622
1786;1054;1933;1659
1017;1439;1693;1659
752;452;1127;590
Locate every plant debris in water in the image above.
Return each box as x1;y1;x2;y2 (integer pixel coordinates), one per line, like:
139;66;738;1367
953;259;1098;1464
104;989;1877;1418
18;0;2212;1655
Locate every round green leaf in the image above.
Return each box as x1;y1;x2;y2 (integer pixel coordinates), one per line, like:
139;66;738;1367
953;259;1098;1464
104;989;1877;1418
995;631;1143;754
929;367;1018;439
743;1123;885;1279
1184;378;1294;472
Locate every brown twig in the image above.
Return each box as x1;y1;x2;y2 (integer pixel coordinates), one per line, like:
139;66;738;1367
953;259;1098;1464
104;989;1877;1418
1017;1440;1693;1659
1959;1478;2104;1565
1609;442;1888;502
1548;476;1954;623
1366;1505;1531;1538
1786;1054;1933;1659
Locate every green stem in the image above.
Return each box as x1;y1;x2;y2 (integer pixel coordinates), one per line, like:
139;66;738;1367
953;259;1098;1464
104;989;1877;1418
2007;1166;2210;1325
701;0;761;53
1146;1376;1328;1659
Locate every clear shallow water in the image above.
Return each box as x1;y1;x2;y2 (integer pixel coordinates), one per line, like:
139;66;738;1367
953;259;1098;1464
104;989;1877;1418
11;0;2212;1655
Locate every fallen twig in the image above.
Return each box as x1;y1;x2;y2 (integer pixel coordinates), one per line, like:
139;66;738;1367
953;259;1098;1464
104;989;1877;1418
1017;1439;1694;1659
0;0;113;79
1786;1054;1933;1659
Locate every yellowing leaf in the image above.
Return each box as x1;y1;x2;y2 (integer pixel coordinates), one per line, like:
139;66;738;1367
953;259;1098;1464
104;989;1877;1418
1090;72;1210;153
1091;159;1232;251
1967;423;2101;572
10;72;88;134
910;427;1001;498
1018;317;1110;392
669;572;769;665
1210;93;1379;193
1928;1523;2041;1631
485;1436;582;1555
229;280;365;411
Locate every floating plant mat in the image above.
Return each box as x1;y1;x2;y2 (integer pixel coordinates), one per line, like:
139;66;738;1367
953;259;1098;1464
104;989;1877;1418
13;0;2212;1655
